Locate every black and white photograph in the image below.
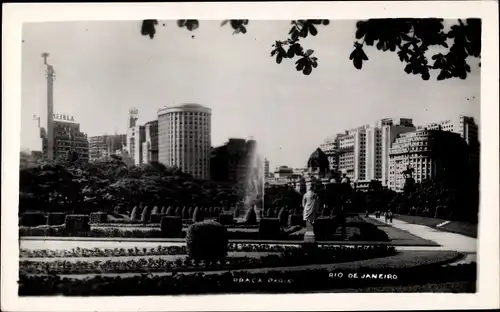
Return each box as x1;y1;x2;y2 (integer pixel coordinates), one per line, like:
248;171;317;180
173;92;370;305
2;2;499;311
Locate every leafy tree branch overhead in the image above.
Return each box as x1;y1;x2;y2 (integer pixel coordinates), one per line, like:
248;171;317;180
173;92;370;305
140;18;481;80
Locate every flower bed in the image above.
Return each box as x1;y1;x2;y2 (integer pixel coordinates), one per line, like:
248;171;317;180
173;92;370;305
18;262;476;296
19;245;396;275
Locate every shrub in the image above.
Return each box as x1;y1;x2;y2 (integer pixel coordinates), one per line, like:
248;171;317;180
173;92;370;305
141;206;151;223
182;207;190;219
288;214;303;226
186;220;229;261
192;207;204;222
20;212;46;227
313;217;336;241
151;206;159;215
89;212;107;224
150;213;168;223
166;206;174;216
218;214;234;226
232;206;240;218
160;216;183;238
188;207;195;218
175;207;182;217
65;215;90;233
130;206;139;220
46;212;66;226
160;206;167;214
278;207;289;226
244;206;257;225
259;218;281;239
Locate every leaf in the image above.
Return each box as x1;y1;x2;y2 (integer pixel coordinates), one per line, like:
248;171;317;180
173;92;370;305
220;20;229;27
349;50;356;60
271;50;276;57
353;57;363;70
295;59;306;71
240;26;247;34
177;20;186;27
404;64;413;74
276;54;283;64
322;19;330;25
309;25;318;36
437;71;446;80
305;49;314;57
303;64;312;75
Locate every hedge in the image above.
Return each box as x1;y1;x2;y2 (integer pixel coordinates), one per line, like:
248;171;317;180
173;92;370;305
259;218;281;239
288;214;303;226
186;220;228;261
130;206;140;220
65;215;90;233
18;261;475;296
192;207;204;222
89;212;107;224
46;212;66;226
244;206;257;225
149;213;168;223
141;206;151;223
218;214;234;226
313;217;337;241
19;212;46;227
160;216;183;238
278;207;289;226
151;206;159;215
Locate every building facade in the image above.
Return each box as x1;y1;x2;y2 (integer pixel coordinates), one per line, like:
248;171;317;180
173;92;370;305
388;129;469;191
142;120;159;163
42;115;89;162
320;118;415;185
210;138;256;182
158;103;211;179
88;134;126;162
264;158;270;178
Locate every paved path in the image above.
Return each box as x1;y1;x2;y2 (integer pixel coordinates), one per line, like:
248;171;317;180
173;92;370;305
368;216;477;253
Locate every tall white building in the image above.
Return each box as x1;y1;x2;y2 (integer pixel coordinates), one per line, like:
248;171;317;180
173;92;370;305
158;103;211;179
320;118;415;185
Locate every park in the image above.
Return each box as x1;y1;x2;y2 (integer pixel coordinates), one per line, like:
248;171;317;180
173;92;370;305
17;153;478;295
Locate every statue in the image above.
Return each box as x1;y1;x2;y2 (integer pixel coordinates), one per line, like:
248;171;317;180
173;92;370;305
302;178;321;243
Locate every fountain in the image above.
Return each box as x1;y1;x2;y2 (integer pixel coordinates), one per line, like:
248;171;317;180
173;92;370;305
240;140;264;221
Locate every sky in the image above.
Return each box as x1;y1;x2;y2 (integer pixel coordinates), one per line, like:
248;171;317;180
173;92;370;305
21;20;480;169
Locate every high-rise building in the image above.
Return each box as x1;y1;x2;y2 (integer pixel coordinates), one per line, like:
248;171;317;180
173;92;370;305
142;120;159;163
320;125;368;181
42;114;89;162
210;138;256;182
88;134;126;162
264;158;270;178
158;103;211;179
321;118;415;185
418;115;480;172
388;129;469;191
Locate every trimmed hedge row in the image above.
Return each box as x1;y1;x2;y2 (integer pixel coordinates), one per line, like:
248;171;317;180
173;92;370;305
18;263;476;296
19;245;397;275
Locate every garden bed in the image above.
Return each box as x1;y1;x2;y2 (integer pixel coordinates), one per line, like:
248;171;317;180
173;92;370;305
19;245;396;275
18;262;476;295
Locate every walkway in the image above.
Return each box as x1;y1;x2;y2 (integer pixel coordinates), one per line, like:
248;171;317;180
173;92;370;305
368;216;477;253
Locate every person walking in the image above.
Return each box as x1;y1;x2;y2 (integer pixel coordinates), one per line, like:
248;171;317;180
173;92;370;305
384;211;388;223
388;210;394;223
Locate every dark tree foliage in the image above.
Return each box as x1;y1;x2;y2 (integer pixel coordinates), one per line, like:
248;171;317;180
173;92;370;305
140;18;480;80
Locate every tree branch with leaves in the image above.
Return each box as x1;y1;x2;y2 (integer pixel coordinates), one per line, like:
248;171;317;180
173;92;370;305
140;18;480;80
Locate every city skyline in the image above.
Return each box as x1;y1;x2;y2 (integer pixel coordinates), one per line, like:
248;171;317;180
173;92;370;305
21;20;480;169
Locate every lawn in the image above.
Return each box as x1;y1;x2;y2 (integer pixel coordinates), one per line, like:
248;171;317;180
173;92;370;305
362;216;439;246
324;281;475;293
395;215;478;238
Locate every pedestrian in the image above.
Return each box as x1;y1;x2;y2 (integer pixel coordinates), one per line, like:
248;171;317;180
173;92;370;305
389;210;394;223
384;211;388;223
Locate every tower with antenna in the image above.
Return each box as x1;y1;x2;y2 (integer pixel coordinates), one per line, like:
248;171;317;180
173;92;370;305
42;52;55;161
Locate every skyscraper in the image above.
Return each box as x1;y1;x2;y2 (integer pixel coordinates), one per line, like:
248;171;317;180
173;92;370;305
158;103;211;179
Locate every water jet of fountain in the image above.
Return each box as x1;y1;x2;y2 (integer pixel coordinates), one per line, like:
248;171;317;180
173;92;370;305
240;140;264;222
